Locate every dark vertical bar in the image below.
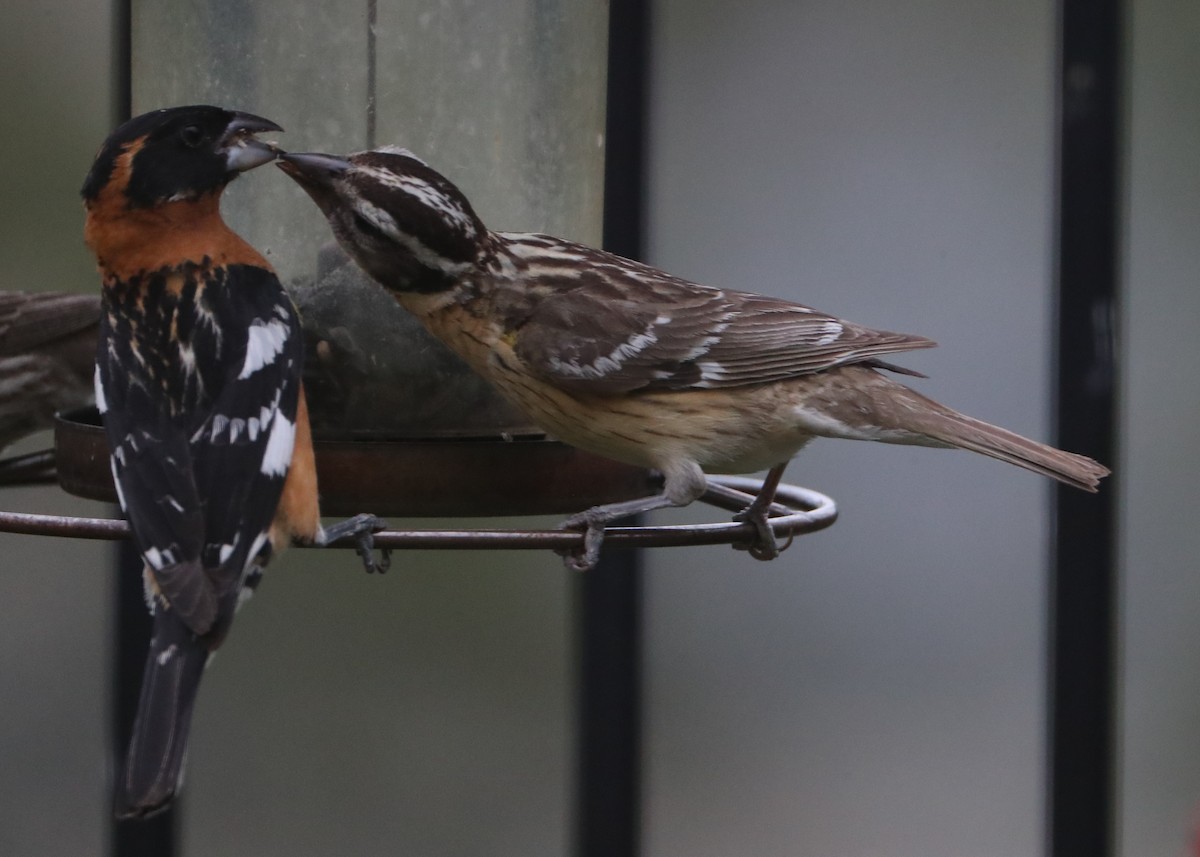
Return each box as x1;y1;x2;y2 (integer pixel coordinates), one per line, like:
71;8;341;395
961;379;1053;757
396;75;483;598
576;544;643;857
112;0;130;123
574;2;650;857
109;2;177;854
600;0;650;259
112;543;176;855
1050;0;1121;855
366;0;377;149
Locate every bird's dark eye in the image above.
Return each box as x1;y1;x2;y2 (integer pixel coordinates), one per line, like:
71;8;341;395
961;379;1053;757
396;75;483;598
179;125;205;148
352;211;387;240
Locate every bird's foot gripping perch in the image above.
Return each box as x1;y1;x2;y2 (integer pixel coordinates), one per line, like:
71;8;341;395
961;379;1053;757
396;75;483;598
557;507;612;572
318;513;392;573
557;493;676;572
729;463;792;561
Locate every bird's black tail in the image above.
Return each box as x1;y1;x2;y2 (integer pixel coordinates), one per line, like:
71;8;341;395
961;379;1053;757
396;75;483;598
115;610;209;819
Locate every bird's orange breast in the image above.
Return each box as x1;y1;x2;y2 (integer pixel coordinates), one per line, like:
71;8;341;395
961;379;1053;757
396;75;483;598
84;148;269;281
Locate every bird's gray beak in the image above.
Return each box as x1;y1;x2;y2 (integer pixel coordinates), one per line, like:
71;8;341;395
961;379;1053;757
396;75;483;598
276;152;353;186
221;112;284;173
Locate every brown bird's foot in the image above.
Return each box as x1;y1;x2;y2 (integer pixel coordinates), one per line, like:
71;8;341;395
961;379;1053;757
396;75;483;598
320;513;392;573
557;493;677;572
732;505;781;560
557;508;609;572
731;464;790;562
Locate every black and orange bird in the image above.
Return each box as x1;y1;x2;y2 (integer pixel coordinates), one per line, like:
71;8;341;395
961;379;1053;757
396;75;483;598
277;149;1110;570
83;107;382;818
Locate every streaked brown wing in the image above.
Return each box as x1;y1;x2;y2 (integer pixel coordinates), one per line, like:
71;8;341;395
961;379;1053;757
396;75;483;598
512;258;935;394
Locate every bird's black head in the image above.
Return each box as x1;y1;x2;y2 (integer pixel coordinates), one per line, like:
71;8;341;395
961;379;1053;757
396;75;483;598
278;149;487;293
81;105;282;208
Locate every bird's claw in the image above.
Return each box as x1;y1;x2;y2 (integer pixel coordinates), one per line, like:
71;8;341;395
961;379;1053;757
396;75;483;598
321;513;392;573
557;509;607;572
732;506;786;561
356;533;393;575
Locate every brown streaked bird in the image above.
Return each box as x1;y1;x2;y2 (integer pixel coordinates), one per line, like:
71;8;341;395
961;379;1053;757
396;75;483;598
0;290;99;451
277;148;1110;571
83;106;383;819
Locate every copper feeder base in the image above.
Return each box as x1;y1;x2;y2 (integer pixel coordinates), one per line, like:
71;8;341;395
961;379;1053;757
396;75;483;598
53;408;659;518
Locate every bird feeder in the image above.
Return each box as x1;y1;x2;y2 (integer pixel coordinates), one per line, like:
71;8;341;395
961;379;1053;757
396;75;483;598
45;0;837;542
0;4;837;856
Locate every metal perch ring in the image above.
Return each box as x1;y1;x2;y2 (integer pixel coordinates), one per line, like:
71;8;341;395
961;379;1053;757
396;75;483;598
0;474;836;555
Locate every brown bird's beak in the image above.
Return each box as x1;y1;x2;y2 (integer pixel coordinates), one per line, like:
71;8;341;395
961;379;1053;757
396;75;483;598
276;152;352;187
221;112;284;173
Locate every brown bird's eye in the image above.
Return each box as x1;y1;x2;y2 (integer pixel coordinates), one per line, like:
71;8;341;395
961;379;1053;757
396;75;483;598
352;211;387;239
179;125;205;148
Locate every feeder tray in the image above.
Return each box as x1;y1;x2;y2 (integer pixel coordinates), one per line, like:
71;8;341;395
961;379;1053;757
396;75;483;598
0;410;840;557
54;407;658;518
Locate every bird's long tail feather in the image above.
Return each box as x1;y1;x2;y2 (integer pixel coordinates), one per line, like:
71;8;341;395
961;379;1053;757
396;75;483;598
115;610;209;819
913;404;1109;491
872;377;1109;492
822;367;1111;492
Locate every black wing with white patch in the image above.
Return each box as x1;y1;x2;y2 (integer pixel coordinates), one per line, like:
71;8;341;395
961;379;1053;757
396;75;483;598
509;244;936;395
98;267;209;625
98;263;303;633
187;272;304;591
